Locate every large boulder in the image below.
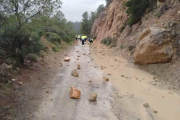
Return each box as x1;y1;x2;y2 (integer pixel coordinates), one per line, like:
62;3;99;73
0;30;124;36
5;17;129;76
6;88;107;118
70;86;81;99
134;27;174;64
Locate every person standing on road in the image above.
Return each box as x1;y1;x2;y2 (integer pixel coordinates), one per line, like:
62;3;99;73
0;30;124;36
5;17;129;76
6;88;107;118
81;35;85;47
75;35;78;41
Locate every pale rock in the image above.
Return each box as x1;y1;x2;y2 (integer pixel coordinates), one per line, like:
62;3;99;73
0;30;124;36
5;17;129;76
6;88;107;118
64;57;71;62
89;92;97;101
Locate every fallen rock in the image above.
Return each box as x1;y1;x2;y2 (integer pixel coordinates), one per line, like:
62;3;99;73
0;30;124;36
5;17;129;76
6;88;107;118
19;82;23;85
70;86;81;99
143;103;149;107
89;92;97;101
134;27;174;64
89;80;92;82
153;111;158;113
107;73;111;76
64;57;71;62
77;64;81;69
71;69;79;77
105;77;109;81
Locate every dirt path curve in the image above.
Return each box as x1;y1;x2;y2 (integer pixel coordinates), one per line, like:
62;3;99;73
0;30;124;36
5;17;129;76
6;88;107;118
33;41;119;120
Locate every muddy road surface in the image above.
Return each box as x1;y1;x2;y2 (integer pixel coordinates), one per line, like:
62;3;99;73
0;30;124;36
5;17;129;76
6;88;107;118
33;42;119;120
28;41;180;120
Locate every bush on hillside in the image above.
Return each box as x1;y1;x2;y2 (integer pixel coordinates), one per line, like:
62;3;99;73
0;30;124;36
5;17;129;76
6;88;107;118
110;38;117;48
101;36;114;46
125;0;156;26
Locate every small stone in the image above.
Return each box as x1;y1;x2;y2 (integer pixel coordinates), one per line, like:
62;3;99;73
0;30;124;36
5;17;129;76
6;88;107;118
153;111;158;113
12;79;16;82
105;78;109;81
153;77;156;80
89;80;92;82
53;114;55;116
71;69;79;77
121;75;124;77
89;92;97;101
46;91;49;93
77;64;81;69
19;82;23;85
107;73;111;76
143;103;149;107
64;57;71;62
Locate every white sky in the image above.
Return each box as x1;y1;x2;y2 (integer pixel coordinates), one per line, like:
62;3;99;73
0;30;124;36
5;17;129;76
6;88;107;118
61;0;106;22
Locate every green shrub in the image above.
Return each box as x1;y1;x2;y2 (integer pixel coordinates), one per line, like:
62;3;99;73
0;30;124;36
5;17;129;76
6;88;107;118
125;0;156;26
5;57;18;67
38;51;46;58
28;54;38;62
36;29;44;37
106;37;112;46
154;3;168;18
120;45;125;49
101;37;113;46
49;33;61;43
110;38;117;48
62;35;71;43
52;45;59;52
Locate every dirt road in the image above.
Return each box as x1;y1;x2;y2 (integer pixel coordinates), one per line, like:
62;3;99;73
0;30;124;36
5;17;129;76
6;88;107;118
33;42;118;120
32;41;180;120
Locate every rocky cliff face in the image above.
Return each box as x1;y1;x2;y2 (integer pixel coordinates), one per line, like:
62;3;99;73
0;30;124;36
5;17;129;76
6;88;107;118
91;0;180;64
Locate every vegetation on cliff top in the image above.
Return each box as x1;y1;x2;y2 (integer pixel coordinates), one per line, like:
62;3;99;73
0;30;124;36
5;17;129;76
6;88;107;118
125;0;156;26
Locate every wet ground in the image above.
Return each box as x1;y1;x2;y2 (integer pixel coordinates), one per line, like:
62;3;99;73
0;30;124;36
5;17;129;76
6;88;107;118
33;42;119;120
15;41;180;120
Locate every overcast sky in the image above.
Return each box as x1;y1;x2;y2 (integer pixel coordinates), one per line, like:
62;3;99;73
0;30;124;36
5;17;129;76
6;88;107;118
61;0;106;22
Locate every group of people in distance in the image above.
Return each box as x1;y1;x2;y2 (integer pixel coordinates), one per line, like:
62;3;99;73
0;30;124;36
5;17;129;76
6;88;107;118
75;35;94;47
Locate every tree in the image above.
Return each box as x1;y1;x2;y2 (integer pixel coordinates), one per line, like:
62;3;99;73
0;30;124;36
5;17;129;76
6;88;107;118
81;12;91;35
97;4;105;14
0;0;62;63
125;0;156;26
106;0;113;6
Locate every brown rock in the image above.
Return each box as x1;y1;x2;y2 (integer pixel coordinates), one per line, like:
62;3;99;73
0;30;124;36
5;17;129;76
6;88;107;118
134;27;174;64
77;64;81;69
70;86;81;99
105;77;109;81
143;103;149;107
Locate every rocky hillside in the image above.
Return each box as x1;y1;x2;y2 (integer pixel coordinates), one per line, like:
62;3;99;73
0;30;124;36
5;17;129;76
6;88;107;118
91;0;180;65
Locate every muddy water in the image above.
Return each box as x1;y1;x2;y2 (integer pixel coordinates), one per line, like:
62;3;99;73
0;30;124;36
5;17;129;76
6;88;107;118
33;42;119;120
91;46;180;120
